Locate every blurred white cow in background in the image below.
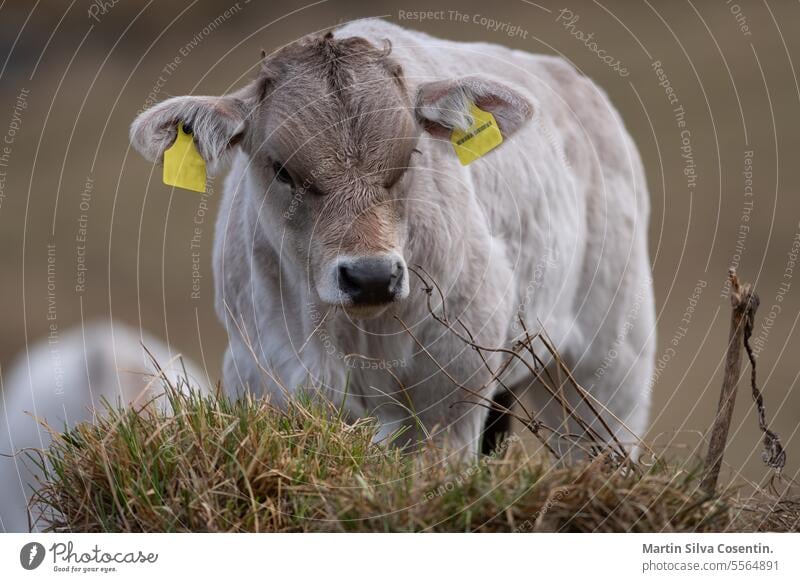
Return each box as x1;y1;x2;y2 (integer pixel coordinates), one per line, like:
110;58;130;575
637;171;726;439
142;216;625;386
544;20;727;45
0;320;207;532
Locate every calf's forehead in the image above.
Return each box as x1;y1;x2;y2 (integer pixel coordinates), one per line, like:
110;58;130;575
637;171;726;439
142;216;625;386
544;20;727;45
254;39;420;183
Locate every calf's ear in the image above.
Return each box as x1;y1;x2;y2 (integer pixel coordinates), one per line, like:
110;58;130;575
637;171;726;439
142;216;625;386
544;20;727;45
414;76;534;140
130;94;249;174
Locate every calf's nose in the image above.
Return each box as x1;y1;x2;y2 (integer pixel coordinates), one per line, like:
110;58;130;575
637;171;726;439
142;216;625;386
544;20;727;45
337;257;404;305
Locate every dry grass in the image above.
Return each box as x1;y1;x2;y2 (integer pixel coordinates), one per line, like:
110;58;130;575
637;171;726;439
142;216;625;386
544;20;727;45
28;387;796;533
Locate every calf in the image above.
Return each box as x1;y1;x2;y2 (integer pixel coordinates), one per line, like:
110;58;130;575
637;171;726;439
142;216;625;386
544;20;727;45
131;19;655;456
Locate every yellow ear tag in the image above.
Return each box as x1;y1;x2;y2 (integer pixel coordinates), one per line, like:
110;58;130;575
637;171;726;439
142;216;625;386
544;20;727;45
163;123;206;193
450;103;503;166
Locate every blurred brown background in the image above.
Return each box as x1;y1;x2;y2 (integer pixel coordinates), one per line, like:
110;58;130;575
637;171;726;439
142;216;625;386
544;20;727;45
0;0;798;486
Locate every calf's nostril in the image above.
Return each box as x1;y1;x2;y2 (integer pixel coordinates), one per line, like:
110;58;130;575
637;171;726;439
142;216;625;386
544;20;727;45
388;261;404;288
338;264;358;293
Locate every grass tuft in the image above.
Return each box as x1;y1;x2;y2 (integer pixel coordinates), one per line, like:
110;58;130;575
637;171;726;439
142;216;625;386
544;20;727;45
28;388;795;533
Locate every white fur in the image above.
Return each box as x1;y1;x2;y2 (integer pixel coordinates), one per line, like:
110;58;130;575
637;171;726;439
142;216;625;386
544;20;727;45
0;321;207;532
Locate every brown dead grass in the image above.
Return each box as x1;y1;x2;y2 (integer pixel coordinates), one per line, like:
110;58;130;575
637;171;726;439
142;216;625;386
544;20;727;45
27;389;797;532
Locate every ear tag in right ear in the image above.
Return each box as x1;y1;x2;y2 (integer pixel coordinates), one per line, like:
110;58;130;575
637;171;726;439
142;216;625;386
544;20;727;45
163;123;207;193
450;103;503;166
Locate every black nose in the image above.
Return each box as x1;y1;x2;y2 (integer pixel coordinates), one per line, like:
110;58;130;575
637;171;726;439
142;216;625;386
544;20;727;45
338;258;404;305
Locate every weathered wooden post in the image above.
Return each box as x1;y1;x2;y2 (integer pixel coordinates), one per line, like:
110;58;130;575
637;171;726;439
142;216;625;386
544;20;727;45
701;269;758;496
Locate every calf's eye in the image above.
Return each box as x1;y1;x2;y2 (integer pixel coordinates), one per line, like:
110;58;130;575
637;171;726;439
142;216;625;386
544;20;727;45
272;161;295;188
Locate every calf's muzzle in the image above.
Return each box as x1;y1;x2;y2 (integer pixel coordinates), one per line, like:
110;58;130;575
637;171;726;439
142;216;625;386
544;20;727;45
336;256;406;305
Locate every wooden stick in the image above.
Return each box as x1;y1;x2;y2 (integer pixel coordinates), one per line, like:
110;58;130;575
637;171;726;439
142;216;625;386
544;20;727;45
701;269;758;496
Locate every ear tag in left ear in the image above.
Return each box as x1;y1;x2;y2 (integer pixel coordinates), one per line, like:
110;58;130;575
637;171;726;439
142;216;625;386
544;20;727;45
450;103;503;166
163;123;206;193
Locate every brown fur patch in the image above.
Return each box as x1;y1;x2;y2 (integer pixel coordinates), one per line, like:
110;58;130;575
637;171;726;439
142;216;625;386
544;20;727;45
248;31;420;258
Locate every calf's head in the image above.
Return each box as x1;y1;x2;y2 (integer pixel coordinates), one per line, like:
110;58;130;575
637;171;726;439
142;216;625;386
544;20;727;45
130;31;533;317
